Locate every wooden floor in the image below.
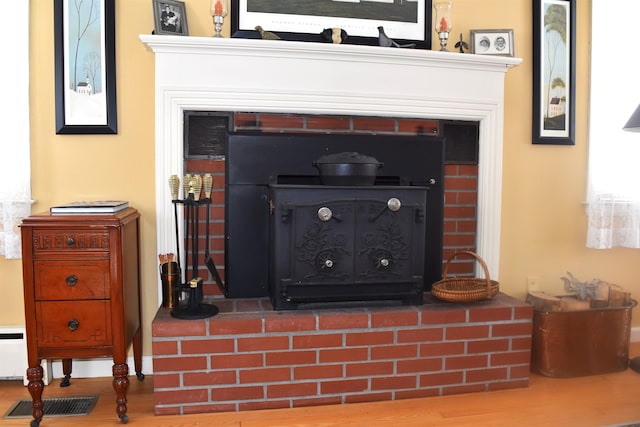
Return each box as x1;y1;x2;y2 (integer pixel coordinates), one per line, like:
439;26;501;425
1;343;639;427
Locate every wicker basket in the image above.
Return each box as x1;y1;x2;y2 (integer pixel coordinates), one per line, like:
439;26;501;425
431;251;499;302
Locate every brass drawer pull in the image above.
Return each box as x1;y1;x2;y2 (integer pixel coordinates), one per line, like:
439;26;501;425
67;319;79;331
65;236;75;246
65;275;78;286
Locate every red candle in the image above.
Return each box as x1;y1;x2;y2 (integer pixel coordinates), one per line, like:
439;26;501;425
439;17;449;32
214;0;223;15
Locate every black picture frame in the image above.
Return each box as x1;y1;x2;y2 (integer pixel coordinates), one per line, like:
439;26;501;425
231;0;432;49
54;0;117;134
152;0;189;36
532;0;576;145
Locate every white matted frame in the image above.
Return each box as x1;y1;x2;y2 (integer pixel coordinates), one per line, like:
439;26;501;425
470;29;514;57
231;0;432;49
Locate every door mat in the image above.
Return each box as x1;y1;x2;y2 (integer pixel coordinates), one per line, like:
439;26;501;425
3;395;98;418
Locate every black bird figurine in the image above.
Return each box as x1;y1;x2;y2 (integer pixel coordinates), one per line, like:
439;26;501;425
255;25;280;40
454;33;469;53
377;26;415;48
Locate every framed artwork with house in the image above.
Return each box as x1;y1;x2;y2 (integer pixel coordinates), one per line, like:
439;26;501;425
532;0;576;145
54;0;117;134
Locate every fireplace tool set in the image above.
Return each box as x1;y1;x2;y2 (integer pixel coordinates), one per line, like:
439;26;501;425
163;173;222;319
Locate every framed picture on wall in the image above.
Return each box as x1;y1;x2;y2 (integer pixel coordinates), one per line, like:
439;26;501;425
532;0;576;145
54;0;117;134
231;0;433;49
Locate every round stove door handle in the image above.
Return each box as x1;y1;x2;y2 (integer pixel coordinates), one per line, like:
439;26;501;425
387;198;401;212
317;207;333;222
377;258;390;269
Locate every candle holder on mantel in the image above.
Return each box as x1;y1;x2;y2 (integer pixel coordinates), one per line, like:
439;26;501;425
210;0;229;38
434;1;453;51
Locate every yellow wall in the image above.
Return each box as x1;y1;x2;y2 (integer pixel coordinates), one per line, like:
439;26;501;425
3;0;636;359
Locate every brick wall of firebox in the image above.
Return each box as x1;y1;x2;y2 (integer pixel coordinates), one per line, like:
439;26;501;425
185;112;478;297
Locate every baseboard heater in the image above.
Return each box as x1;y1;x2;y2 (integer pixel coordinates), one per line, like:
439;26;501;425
0;327;27;381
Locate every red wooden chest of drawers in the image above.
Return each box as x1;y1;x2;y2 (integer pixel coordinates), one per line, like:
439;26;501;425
20;208;143;425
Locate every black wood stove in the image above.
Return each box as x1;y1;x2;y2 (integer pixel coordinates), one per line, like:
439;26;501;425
224;133;445;310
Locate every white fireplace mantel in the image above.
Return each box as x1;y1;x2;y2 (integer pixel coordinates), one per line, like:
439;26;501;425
140;34;521;296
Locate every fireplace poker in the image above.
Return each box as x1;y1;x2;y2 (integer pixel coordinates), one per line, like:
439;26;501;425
203;174;225;293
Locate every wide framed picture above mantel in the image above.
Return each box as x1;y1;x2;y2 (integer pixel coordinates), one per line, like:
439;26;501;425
231;0;433;49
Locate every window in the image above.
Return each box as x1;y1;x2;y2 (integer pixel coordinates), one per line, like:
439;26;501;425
586;0;640;249
0;2;31;259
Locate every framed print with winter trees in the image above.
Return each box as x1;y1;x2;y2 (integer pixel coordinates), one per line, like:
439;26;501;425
55;0;117;134
532;0;575;145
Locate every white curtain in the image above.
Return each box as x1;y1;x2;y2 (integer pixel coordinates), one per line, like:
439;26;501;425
0;2;31;259
586;0;640;249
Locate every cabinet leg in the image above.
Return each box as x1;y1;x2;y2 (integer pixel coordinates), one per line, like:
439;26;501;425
112;363;130;423
132;327;144;381
26;365;44;426
60;358;72;387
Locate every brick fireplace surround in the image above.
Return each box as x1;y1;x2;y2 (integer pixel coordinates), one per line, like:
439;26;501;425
140;36;527;415
151;112;533;414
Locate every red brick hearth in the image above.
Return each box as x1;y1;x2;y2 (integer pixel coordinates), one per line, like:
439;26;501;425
152;294;533;415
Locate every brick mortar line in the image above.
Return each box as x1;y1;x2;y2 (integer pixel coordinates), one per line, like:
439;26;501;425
153;357;529;378
151;335;532;353
154;375;520;404
152;337;531;353
151;318;533;338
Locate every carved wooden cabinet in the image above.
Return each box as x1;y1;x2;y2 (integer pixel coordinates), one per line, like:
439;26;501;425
20;208;143;426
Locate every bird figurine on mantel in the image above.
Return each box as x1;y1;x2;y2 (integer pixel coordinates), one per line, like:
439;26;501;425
255;25;280;40
455;33;469;53
377;26;415;48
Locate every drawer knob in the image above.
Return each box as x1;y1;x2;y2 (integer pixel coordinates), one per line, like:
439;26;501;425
65;236;75;246
65;274;78;286
67;319;79;331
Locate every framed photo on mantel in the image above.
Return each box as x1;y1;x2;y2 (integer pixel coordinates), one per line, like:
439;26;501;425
54;0;117;134
231;0;433;49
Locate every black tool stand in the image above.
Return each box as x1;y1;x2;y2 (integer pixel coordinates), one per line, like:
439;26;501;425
170;196;219;320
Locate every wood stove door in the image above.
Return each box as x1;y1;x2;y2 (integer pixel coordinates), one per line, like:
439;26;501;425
354;200;421;284
289;201;355;284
